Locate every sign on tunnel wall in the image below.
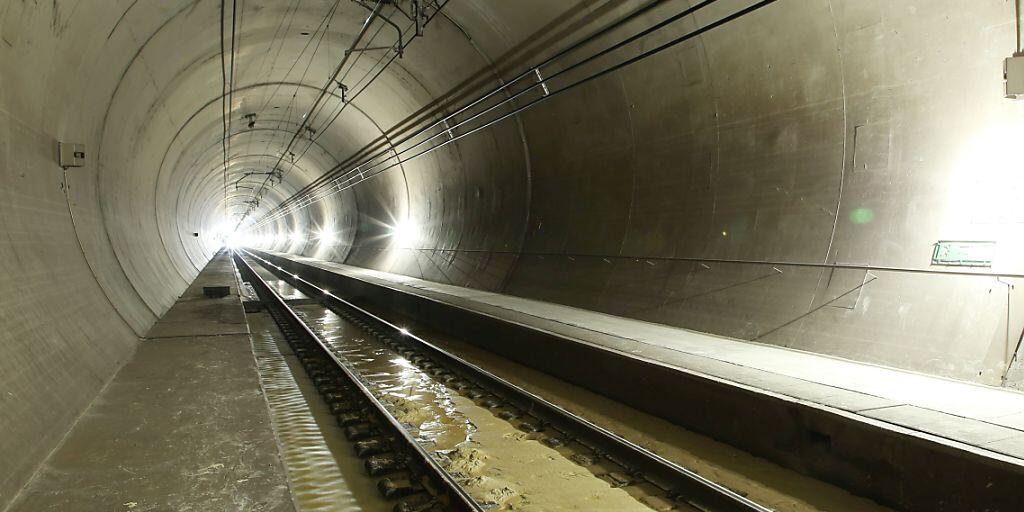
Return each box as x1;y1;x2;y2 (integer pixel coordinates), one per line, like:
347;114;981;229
931;241;996;267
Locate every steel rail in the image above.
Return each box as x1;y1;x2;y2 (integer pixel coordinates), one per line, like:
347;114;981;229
240;248;774;512
233;250;483;512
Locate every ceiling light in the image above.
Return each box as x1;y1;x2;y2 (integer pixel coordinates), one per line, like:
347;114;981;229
315;228;336;245
389;220;419;249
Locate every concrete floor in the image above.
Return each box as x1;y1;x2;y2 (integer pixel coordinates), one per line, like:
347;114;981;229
6;252;293;512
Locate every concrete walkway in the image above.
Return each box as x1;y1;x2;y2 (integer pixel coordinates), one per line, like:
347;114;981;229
7;250;293;512
270;250;1024;465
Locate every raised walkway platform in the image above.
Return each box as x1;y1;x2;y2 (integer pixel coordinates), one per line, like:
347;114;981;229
8;250;293;512
255;249;1024;512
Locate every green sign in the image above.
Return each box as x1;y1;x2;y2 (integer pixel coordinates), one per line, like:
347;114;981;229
931;241;995;267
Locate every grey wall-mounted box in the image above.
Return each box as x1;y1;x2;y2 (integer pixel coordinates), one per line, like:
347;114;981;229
58;142;86;168
1005;56;1024;99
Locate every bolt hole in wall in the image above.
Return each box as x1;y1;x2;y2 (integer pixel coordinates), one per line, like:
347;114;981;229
205;0;1024;389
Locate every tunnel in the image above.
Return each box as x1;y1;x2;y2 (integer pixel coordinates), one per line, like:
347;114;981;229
3;0;1024;510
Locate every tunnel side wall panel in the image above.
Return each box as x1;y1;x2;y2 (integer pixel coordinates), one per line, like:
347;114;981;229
442;0;1024;385
0;5;150;506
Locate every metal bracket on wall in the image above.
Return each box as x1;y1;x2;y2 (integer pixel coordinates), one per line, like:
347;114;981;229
997;277;1020;385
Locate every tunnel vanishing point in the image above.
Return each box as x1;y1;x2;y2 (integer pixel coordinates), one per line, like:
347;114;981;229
3;1;1024;511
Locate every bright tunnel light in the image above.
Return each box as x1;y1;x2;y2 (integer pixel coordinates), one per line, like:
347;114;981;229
389;220;419;249
224;231;255;248
315;228;336;245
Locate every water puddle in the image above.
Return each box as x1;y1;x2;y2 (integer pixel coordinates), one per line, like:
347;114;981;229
248;313;389;512
293;305;651;511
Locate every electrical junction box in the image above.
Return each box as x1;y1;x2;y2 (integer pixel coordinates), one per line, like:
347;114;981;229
58;142;86;168
1005;55;1024;99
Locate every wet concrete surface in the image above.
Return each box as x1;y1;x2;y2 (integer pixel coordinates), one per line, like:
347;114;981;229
6;251;293;512
247;310;389;512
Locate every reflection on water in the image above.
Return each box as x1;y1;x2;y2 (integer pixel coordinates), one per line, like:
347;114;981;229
252;264;308;300
248;314;378;512
293;305;651;512
295;306;474;452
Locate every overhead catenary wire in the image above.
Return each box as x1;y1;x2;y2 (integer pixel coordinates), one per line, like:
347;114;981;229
272;0;447;199
249;0;302;104
257;0;780;228
251;0;781;230
226;0;238;202
311;0;721;202
256;1;345;188
248;0;342;186
261;0;674;222
238;1;445;223
234;0;388;231
219;0;345;200
247;2;449;225
289;1;448;166
292;4;393;140
218;0;232;224
272;1;343;133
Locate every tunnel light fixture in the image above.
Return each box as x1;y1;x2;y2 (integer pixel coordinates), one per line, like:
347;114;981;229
224;231;256;249
389;220;420;249
315;228;336;245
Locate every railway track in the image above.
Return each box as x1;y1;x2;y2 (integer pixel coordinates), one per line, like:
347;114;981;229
233;249;772;512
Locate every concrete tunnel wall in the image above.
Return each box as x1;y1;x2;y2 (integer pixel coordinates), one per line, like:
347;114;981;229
1;0;1023;507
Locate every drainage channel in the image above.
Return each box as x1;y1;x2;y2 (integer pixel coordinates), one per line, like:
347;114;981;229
235;249;771;512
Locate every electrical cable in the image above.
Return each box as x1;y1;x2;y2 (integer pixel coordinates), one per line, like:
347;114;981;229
252;0;780;230
219;0;229;223
262;0;672;221
257;0;452;218
226;0;238;209
234;0;387;231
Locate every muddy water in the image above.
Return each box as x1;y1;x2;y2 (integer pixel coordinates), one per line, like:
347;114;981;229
399;326;894;512
294;305;655;511
244;255;886;511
